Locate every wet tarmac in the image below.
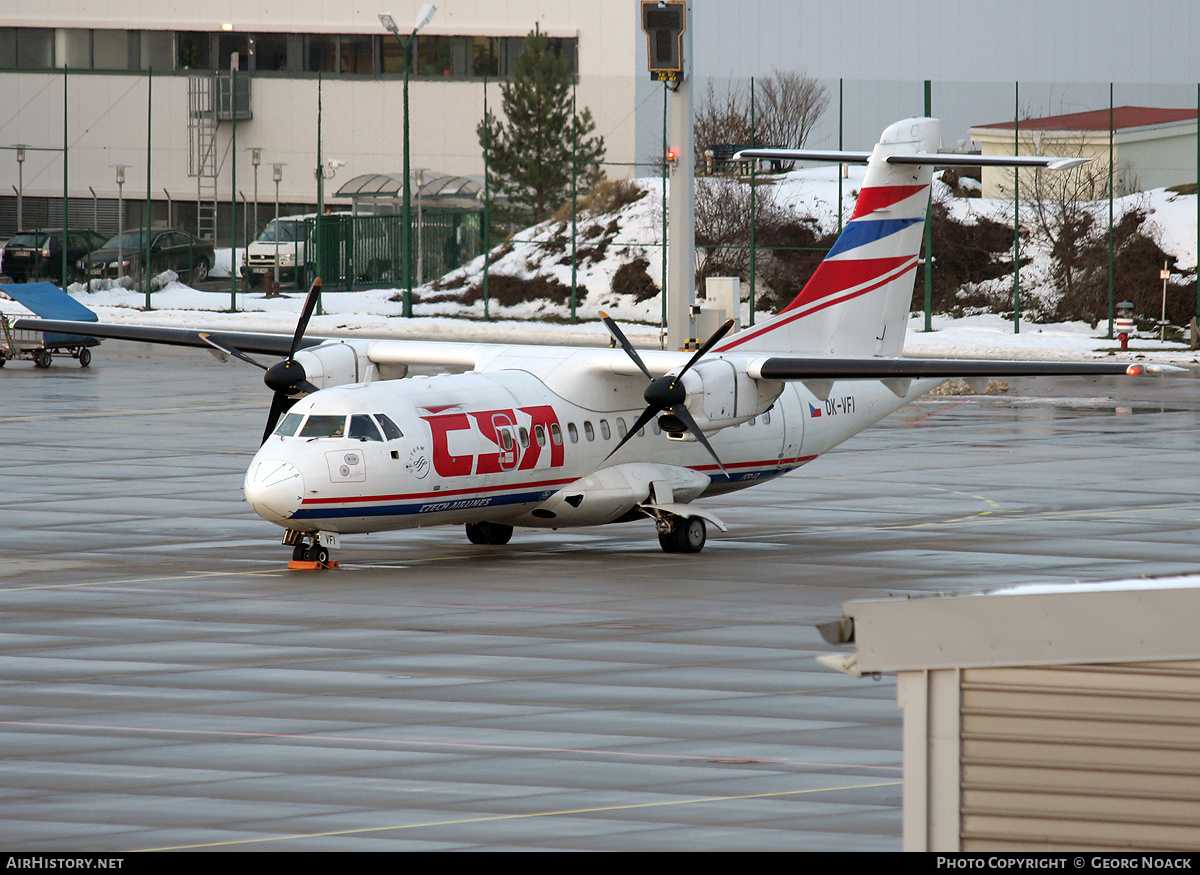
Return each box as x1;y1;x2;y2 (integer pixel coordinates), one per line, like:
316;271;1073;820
2;342;1198;851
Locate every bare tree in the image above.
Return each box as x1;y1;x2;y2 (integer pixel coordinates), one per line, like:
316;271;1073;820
694;177;786;284
693;69;829;167
693;80;755;166
756;70;829;148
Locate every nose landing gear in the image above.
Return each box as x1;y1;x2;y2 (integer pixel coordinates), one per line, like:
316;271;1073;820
284;530;339;569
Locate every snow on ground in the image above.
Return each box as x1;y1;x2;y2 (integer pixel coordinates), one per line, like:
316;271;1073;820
2;275;1194;364
1;160;1196;362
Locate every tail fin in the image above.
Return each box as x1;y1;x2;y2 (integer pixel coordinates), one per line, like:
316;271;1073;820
717;117;941;357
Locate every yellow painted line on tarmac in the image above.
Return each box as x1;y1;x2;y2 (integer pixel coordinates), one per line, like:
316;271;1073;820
0;568;285;592
135;780;904;851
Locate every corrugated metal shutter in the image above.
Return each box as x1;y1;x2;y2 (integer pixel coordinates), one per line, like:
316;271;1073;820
959;661;1200;851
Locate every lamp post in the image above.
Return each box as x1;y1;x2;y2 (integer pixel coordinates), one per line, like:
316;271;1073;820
250;147;261;239
380;4;437;318
15;145;26;230
272;162;284;292
114;164;131;277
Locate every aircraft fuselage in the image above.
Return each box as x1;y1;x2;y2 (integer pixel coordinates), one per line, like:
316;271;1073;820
243;348;936;537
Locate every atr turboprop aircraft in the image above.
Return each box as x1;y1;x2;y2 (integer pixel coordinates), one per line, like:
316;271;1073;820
17;118;1180;563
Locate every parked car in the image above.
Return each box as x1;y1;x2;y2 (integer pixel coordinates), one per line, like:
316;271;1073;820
81;228;215;285
243;215;308;288
2;229;108;283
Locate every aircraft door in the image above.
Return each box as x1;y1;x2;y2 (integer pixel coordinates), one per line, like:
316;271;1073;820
492;414;520;471
777;388;804;465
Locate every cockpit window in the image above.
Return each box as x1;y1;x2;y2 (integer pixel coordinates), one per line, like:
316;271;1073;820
274;412;303;437
348;414;383;442
299;415;347;438
376;413;404;440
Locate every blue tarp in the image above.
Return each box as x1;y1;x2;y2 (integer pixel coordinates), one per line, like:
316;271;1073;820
1;282;98;347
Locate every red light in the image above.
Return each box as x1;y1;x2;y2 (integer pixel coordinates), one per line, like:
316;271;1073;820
1126;364;1145;376
666;149;678;163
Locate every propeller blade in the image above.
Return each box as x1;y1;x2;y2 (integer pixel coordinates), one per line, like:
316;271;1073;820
678;318;735;378
289;277;323;359
602;404;662;463
262;392;297;444
670;403;730;479
199;333;268;370
599;310;654;381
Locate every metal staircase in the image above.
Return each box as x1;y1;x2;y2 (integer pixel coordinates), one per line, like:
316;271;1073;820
187;75;219;241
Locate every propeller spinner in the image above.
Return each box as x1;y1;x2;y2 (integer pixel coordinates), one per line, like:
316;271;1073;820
598;312;734;478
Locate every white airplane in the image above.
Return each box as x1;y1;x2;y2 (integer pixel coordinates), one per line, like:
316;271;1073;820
17;118;1177;564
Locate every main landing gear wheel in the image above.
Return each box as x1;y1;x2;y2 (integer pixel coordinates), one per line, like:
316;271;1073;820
658;515;707;554
465;521;514;545
291;542;330;564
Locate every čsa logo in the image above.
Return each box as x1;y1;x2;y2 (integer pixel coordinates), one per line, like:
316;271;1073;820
421;405;563;477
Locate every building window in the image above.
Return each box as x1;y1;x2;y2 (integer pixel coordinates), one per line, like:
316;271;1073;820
140;31;174;71
17;28;54;69
306;35;337;73
340;35;374;74
177;32;211;70
92;30;129;69
472;37;499;77
416;34;453;76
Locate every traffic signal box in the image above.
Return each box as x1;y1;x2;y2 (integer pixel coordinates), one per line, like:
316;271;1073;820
641;1;687;82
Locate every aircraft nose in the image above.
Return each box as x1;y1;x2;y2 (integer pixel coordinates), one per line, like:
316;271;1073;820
244;458;304;522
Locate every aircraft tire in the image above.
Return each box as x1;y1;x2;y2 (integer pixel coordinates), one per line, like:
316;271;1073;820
78;347;91;368
658;516;706;554
33;349;51;369
466;521;513;545
292;542;330;564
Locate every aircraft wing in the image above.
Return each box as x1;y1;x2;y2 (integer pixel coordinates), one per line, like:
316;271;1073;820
745;355;1182;380
10;317;486;369
10;317;325;358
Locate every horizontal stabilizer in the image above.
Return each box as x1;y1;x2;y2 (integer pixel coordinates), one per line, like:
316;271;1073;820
733;148;1088;171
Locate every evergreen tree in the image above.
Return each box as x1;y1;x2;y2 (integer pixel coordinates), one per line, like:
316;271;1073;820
477;28;606;229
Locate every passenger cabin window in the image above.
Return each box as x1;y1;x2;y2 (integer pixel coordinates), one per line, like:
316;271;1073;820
519;427;529;447
534;425;546;447
376;413;404;440
567;423;578;443
584;421;594;441
599;419;611;440
274;412;303;437
299;415;346;438
616;418;627;438
550;423;563;446
349;414;383;442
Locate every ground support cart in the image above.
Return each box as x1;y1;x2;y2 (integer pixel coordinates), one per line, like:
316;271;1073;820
0;282;100;368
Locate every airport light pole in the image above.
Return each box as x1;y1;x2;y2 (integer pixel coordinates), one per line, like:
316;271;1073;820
15;145;26;230
380;4;437;318
114;164;131;278
272;163;284;292
250;147;261;239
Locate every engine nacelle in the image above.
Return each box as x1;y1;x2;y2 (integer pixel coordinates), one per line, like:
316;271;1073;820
508;463;711;528
670;359;783;435
293;341;383;390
